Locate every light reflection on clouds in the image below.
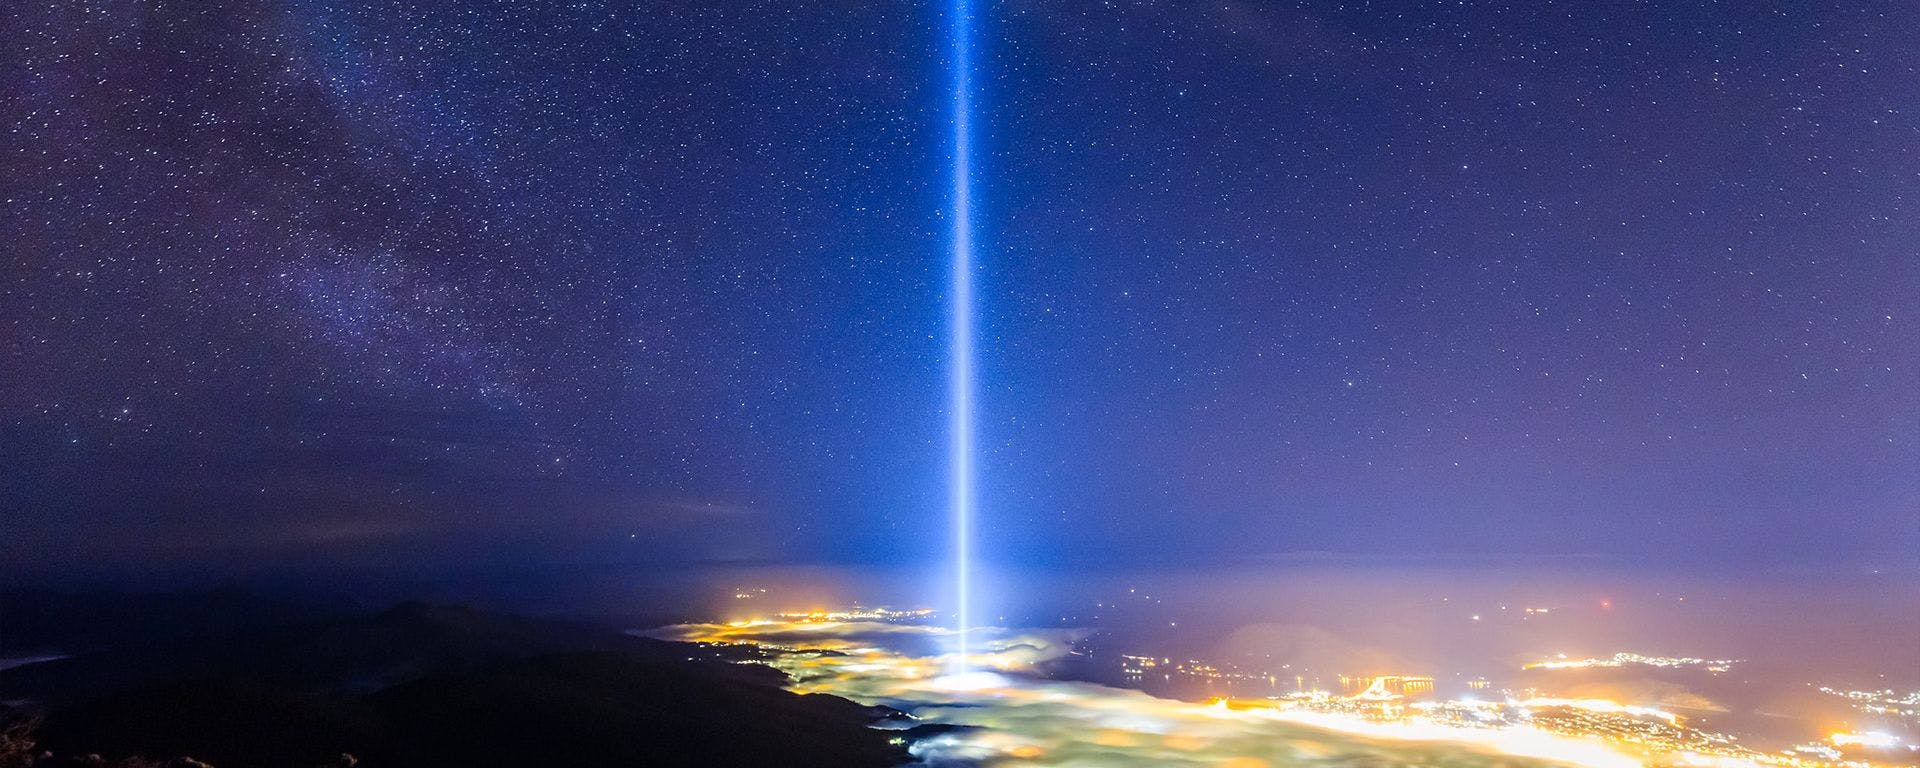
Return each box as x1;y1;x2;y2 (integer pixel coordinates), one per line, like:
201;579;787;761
654;619;1651;768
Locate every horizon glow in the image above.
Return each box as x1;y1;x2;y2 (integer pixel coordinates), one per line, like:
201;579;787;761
946;0;977;673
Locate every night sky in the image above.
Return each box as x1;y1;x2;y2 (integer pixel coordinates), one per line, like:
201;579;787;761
4;0;1916;581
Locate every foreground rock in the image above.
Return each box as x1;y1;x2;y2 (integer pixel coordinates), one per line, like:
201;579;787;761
0;594;907;768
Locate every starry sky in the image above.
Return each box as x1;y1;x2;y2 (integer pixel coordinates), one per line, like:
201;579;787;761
4;0;1916;581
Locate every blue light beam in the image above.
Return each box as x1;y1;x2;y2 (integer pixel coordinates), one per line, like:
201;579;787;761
947;0;977;674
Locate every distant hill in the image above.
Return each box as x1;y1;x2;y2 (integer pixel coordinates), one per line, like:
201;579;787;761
0;593;906;767
0;588;345;658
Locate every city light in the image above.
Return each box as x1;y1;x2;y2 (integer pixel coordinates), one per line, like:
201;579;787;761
1829;731;1903;749
1524;651;1741;673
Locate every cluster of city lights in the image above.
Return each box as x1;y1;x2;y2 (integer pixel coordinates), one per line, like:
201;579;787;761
1117;654;1242;682
774;607;938;623
1113;650;1920;767
1818;686;1920;722
1523;651;1741;673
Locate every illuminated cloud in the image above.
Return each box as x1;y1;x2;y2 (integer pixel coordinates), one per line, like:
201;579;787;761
657;619;1665;768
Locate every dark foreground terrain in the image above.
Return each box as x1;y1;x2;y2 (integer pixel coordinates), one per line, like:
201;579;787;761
0;592;905;768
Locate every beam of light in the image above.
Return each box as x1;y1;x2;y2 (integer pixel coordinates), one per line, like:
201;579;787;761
946;0;977;675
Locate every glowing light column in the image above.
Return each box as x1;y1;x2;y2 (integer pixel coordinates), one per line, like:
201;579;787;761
947;0;977;673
